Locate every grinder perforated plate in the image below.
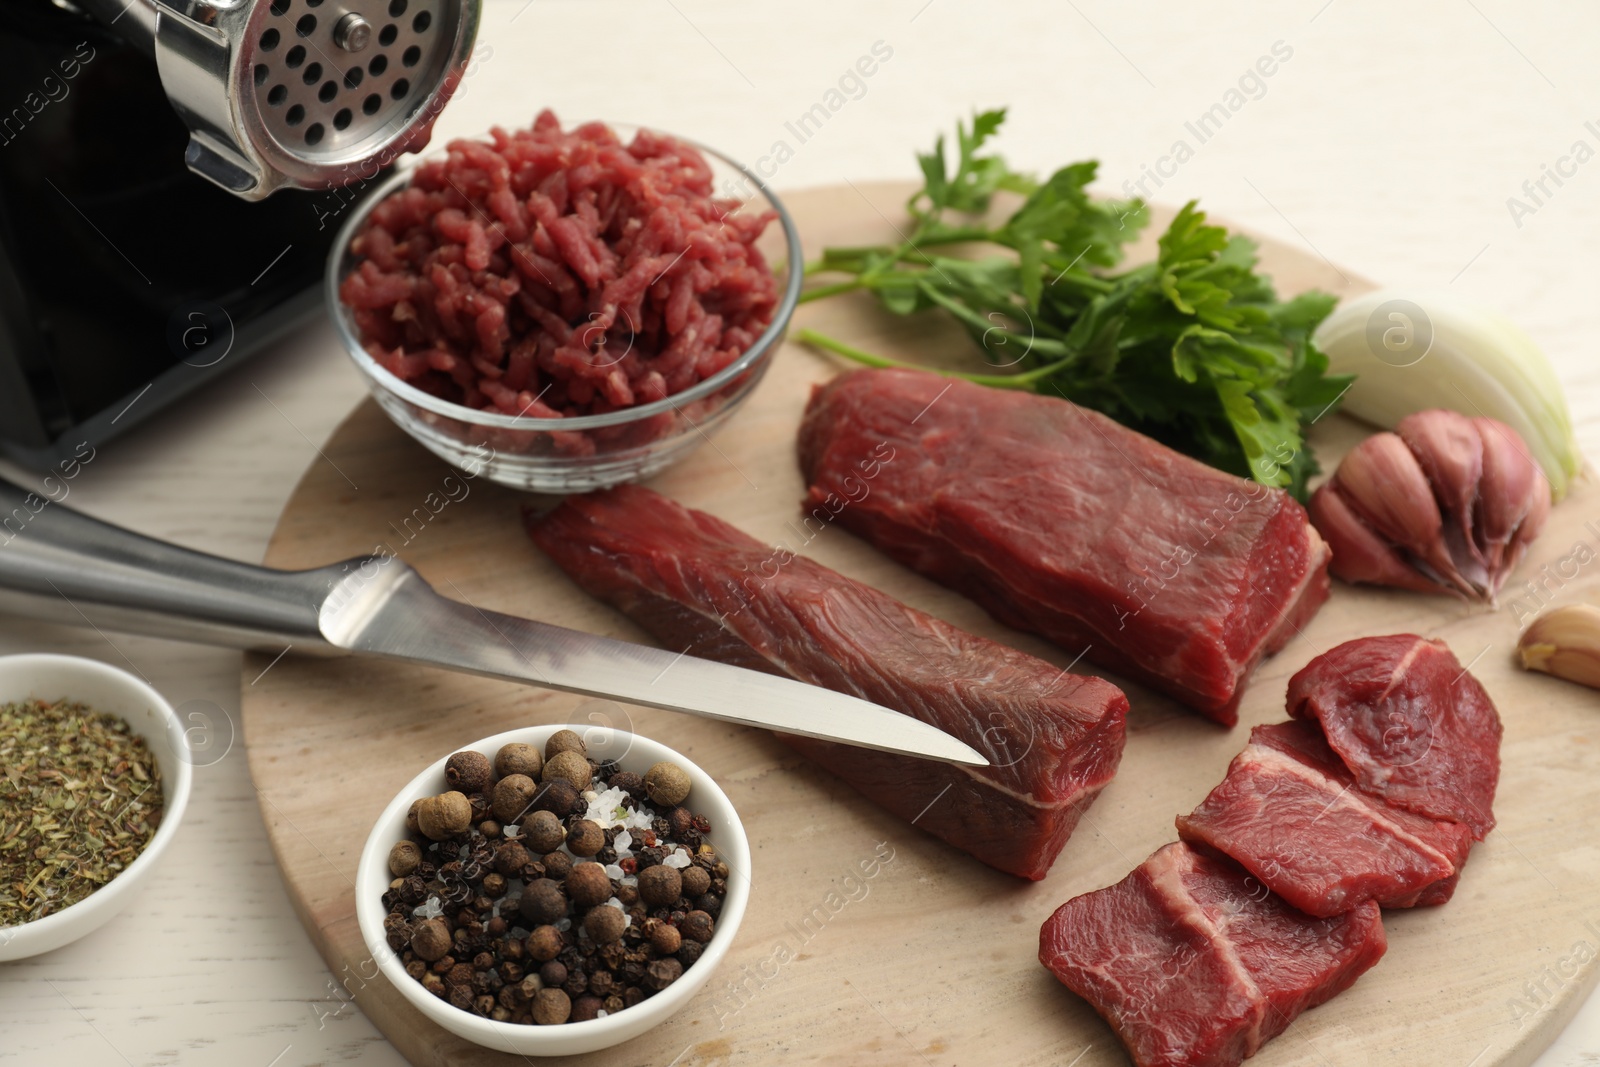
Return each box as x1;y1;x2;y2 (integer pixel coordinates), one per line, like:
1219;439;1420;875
241;0;471;183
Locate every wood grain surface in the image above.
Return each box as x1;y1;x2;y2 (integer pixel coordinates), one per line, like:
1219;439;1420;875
242;181;1600;1067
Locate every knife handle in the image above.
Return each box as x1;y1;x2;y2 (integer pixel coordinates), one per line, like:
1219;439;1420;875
0;476;357;652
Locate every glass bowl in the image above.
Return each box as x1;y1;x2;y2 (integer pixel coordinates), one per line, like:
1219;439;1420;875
325;124;803;494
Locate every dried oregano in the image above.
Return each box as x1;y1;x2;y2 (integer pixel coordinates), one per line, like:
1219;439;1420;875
0;700;164;926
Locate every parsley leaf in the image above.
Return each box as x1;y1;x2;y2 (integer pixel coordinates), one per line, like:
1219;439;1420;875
798;112;1350;500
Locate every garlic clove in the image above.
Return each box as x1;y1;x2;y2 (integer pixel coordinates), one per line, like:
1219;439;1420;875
1475;416;1552;586
1517;603;1600;690
1308;483;1459;596
1332;432;1474;595
1397;408;1484;570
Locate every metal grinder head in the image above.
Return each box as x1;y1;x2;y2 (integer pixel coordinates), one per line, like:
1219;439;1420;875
75;0;480;199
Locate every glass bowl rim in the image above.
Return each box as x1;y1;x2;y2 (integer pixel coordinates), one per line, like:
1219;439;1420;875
324;121;804;433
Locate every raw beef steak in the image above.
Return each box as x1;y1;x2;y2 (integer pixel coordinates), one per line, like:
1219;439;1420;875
1176;721;1473;916
1287;634;1501;839
1039;842;1386;1067
797;369;1331;725
527;485;1129;880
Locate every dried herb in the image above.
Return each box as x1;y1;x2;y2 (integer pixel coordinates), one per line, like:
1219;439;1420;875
0;699;164;926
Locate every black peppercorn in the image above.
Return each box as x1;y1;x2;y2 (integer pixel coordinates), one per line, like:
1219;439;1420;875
696;893;722;919
645;958;683;990
624;985;646;1008
533;780;579;817
398;875;428;906
603;993;626;1015
539;960;567;989
609;770;644;797
595;845;618;865
421;972;446;998
562;970;588;998
405;959;427;981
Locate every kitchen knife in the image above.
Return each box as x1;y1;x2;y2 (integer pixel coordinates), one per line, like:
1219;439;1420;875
0;478;988;767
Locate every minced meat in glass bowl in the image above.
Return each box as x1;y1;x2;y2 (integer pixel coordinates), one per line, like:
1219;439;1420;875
327;111;802;493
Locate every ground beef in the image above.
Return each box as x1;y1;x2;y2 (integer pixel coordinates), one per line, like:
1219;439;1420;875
340;110;779;425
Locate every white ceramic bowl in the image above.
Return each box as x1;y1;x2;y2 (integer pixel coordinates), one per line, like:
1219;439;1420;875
0;654;192;961
356;724;750;1057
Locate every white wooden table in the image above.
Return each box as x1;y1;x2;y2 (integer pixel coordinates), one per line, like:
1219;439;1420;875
2;1;1597;1063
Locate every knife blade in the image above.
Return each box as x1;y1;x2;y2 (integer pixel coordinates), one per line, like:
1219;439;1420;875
0;478;988;767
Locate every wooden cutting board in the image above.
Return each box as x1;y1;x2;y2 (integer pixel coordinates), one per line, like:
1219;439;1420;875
242;181;1600;1067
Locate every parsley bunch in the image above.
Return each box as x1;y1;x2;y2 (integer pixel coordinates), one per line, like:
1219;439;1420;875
796;109;1351;500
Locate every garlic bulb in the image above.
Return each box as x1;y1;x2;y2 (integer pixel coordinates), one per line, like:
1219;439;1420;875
1313;288;1581;500
1309;409;1550;602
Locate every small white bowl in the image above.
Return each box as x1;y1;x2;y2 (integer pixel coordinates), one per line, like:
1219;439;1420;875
356;724;750;1057
0;654;192;961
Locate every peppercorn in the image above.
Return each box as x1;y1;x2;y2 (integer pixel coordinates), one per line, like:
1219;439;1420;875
432;955;456;974
680;865;711;898
566;819;604;857
416;860;437;880
680;910;715;943
586;969;615;997
519;878;568;926
494;741;544;780
478;819;501;839
421;972;446;998
542;750;592;793
562;969;588;998
405;800;422;836
637;866;681;910
469;993;493;1017
389;839;422;877
645;958;683;991
398;875;428;906
527;925;564;962
445;962;475;990
531;779;579;818
467;792;492;823
585;905;627;944
624;985;647;1008
474;969;499;996
498;959;524;984
416;791;473;840
610;770;645;798
492;774;539;824
666;806;693;838
713;861;729;880
445;750;493;794
644;761;691;807
517;974;542;1001
542;850;573;880
481;872;506;898
544;729;585;760
532;988;571;1025
411;918;452;962
696;893;722;919
679;939;706;967
616;884;639;907
491;1006;512;1022
569;994;603;1022
404;959;427;981
565;862;612;909
539;960;567;988
522;809;567;853
649;921;682;956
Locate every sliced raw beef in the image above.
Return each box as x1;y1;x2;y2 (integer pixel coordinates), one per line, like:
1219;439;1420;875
526;485;1129;880
1176;721;1473;916
1287;634;1501;839
797;369;1331;726
1039;842;1386;1067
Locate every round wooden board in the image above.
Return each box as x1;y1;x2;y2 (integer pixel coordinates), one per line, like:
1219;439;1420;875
244;181;1600;1067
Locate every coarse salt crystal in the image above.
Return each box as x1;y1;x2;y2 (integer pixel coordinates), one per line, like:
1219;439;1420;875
556;917;572;932
412;896;444;919
663;848;692;869
614;830;632;853
596;1009;608;1018
604;863;625;880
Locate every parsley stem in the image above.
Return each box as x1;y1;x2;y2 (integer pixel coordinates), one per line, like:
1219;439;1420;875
794;328;1076;390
